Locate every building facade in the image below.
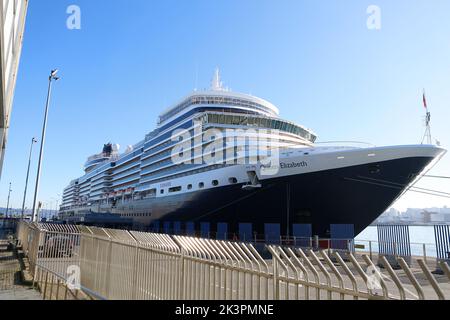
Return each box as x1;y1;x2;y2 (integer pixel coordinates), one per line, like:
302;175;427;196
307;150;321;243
0;0;28;178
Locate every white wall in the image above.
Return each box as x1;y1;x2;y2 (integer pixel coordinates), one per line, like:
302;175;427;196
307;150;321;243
0;0;29;178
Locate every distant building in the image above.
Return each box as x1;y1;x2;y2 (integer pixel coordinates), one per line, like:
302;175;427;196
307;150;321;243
422;211;432;224
431;212;445;223
0;0;29;178
374;207;450;225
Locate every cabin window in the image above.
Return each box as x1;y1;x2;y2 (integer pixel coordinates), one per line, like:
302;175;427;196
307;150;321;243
199;182;205;189
187;184;193;190
229;177;238;184
169;186;182;193
212;180;219;186
160;189;164;194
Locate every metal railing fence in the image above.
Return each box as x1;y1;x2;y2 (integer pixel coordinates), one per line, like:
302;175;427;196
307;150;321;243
16;221;450;300
147;231;441;261
16;221;85;299
33;265;85;300
17;222;80;278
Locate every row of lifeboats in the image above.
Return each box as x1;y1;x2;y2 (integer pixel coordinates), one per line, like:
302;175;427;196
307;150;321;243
103;187;136;197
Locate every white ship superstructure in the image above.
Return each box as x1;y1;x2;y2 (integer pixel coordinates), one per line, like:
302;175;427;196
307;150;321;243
62;70;316;210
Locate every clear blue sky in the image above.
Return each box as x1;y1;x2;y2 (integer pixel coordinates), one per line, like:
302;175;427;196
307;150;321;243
1;0;450;211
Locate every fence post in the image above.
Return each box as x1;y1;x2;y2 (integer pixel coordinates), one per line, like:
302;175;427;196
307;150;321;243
423;244;427;265
49;274;54;300
105;237;113;299
32;228;43;281
393;242;398;259
272;249;279;300
369;241;373;261
179;251;185;300
64;282;68;300
131;241;139;300
43;271;49;300
56;279;60;300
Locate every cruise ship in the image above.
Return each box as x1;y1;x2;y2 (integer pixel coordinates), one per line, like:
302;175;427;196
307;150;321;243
59;70;446;238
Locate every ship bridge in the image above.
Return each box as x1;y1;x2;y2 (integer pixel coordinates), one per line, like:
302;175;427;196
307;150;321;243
158;69;280;126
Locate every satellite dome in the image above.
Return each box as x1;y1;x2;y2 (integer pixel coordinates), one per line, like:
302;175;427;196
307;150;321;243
125;145;134;153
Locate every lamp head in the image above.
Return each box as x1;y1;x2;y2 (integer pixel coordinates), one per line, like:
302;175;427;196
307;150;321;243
50;69;60;81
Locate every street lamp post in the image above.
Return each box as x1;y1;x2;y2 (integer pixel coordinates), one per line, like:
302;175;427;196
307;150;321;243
5;182;12;218
21;137;37;219
31;69;60;222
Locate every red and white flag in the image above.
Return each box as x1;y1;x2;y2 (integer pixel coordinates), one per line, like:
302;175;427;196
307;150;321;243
423;91;428;109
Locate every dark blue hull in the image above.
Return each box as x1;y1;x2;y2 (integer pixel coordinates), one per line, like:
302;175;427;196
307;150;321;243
73;155;434;238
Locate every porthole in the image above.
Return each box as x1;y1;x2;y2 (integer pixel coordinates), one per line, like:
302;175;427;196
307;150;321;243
199;182;205;189
187;184;193;190
212;180;219;186
229;177;238;184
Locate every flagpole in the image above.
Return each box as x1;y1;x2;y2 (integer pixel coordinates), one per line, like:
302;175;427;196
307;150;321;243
421;89;432;145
